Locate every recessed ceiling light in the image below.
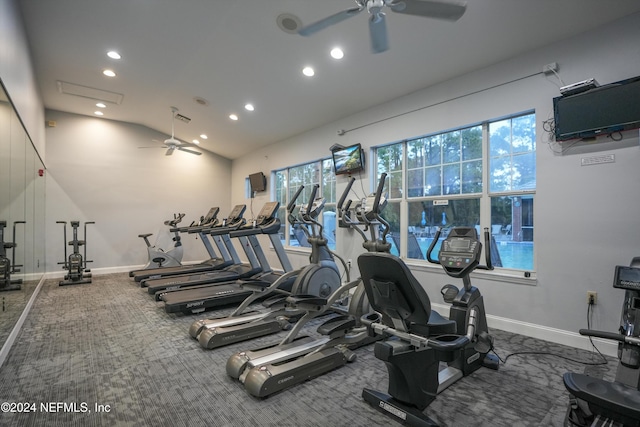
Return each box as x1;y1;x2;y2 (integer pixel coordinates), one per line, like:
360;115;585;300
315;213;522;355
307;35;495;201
192;139;200;145
302;66;315;77
244;104;255;112
96;102;106;108
94;111;104;116
330;47;344;59
200;134;208;139
229;114;239;121
102;69;116;77
107;51;121;60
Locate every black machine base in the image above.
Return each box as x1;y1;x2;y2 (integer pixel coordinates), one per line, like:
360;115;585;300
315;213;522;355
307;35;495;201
0;281;22;292
563;372;640;427
362;388;439;427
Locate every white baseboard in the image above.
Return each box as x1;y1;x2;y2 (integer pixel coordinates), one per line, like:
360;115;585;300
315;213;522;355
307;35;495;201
44;260;204;279
431;302;618;358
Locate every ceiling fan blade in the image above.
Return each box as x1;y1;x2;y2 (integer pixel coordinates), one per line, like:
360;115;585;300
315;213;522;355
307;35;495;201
298;6;364;36
390;0;467;21
165;147;175;156
369;13;389;53
177;147;202;156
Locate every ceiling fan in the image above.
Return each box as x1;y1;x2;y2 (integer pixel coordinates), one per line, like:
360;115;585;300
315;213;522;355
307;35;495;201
139;106;201;156
298;0;467;53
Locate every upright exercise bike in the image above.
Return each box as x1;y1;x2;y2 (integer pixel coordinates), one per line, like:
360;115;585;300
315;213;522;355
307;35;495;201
358;226;499;426
563;259;640;427
0;220;26;292
57;220;95;286
135;213;185;271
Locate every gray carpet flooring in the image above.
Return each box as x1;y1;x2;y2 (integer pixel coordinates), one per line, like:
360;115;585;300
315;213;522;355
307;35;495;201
0;273;616;426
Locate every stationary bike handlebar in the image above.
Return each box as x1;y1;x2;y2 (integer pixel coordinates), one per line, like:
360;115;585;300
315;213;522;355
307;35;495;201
426;227;494;272
579;329;640;346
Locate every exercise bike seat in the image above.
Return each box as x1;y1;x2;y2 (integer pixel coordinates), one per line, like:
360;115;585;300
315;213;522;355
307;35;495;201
563;372;640;426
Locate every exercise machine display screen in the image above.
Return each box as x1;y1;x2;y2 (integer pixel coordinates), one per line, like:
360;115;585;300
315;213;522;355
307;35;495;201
614;265;640;290
256;202;279;224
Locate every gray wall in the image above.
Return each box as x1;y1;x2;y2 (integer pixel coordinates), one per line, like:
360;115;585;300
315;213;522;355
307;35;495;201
0;0;45;156
231;13;640;354
44;110;233;272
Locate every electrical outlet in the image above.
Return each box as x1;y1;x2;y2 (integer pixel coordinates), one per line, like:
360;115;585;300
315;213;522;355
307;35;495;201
543;62;558;74
587;291;597;305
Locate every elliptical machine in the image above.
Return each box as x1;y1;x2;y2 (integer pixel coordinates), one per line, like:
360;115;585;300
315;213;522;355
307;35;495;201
135;213;185;271
358;225;498;426
225;175;390;398
563;259;640;427
57;220;94;286
0;220;26;292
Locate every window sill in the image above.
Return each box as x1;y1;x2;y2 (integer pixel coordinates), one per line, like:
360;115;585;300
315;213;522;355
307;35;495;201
404;259;537;286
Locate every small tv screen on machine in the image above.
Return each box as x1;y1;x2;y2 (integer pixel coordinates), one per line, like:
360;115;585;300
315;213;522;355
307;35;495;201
332;143;364;175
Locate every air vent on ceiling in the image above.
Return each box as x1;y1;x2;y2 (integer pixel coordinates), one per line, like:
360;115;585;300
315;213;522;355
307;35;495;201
56;81;124;104
175;113;191;123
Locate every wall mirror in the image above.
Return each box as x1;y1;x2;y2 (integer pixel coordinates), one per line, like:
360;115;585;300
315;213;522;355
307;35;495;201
0;79;46;349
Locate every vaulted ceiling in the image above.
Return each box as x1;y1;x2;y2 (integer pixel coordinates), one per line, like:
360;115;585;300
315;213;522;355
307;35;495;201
18;0;640;159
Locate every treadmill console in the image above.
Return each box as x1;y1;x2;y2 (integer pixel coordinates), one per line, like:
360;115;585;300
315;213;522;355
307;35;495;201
439;227;481;278
202;207;220;225
223;204;246;226
255;201;280;225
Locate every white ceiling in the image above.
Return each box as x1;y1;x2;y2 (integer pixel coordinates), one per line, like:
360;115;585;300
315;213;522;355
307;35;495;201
18;0;640;160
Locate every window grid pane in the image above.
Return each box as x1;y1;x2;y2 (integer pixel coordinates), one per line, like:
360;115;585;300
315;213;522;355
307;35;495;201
375;113;535;272
275;159;335;250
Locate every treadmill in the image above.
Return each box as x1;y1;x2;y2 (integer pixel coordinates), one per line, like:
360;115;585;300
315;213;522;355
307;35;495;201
158;201;292;314
132;206;232;282
142;206;256;294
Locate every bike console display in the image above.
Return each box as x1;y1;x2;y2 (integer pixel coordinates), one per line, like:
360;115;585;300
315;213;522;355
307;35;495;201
614;265;640;291
439;227;481;278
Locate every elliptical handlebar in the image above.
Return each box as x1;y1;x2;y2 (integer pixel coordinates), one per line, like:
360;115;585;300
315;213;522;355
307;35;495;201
337;177;355;210
305;184;319;220
288;185;304;213
372;173;387;215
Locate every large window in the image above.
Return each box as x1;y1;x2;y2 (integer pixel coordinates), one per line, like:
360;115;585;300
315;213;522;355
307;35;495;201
376;112;535;272
273;159;336;249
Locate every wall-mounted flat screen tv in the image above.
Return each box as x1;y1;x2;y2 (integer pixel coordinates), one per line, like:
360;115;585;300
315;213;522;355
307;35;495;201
331;143;364;175
249;172;266;193
553;75;640;141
